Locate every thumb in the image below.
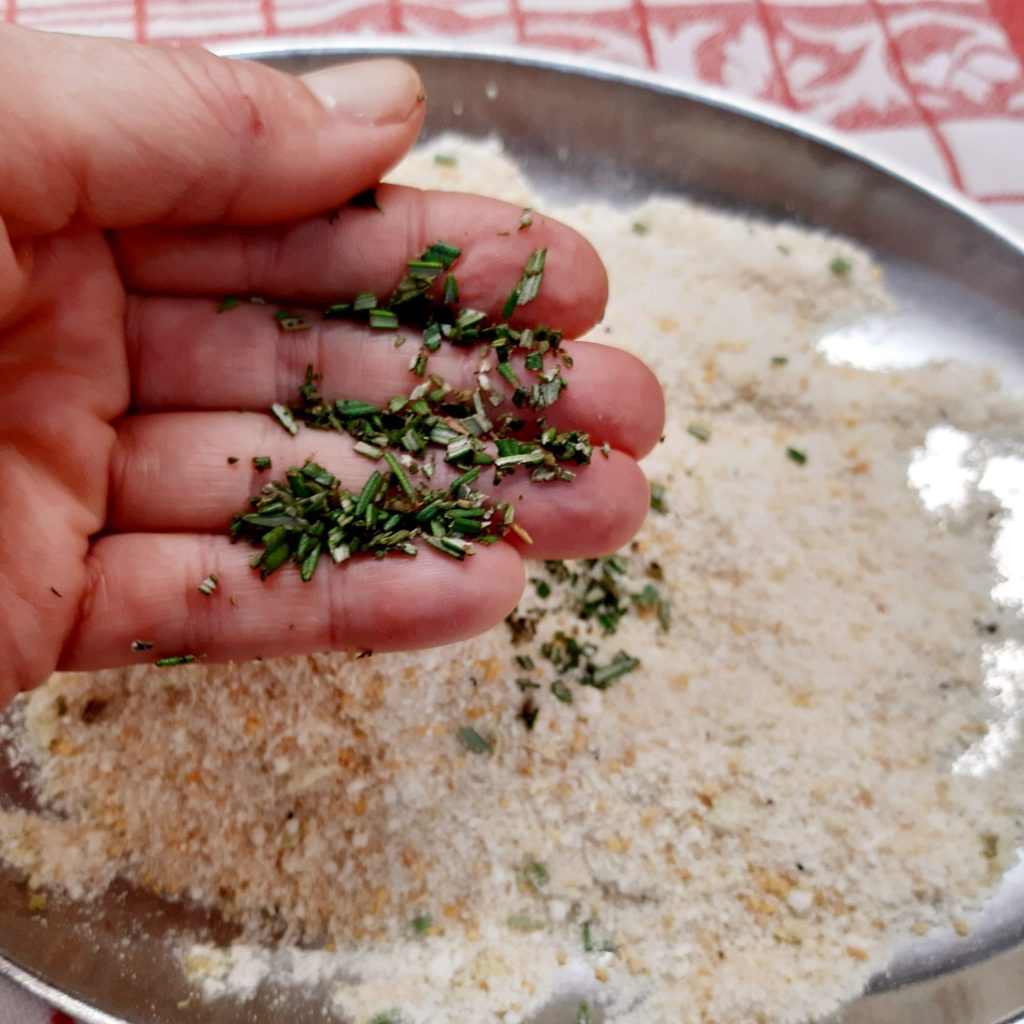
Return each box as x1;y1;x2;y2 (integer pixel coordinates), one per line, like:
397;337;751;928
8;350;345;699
0;25;425;234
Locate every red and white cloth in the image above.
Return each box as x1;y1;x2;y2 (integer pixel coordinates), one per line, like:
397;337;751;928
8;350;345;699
1;1;1022;1021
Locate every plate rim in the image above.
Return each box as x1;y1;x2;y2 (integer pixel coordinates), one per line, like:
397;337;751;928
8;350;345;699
212;35;1024;261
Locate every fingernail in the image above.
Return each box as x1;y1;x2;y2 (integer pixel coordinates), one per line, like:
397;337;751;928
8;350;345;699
303;59;424;126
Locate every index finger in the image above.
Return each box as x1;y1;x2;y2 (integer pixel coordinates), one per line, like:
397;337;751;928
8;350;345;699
112;186;609;338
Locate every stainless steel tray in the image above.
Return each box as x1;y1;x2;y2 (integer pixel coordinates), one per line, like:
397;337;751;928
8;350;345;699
2;41;1023;1024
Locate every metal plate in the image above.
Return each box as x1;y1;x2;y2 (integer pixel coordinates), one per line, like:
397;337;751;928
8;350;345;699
2;42;1023;1024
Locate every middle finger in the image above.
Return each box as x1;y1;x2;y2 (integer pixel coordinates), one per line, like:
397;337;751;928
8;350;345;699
109;412;650;559
126;296;665;458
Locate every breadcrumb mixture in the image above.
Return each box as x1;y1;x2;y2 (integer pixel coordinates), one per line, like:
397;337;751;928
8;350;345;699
2;140;1023;1024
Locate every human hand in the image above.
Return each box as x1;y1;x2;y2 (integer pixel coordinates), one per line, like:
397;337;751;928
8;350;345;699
0;25;665;706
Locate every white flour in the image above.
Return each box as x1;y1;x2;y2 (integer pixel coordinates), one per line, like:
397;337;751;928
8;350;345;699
2;138;1023;1024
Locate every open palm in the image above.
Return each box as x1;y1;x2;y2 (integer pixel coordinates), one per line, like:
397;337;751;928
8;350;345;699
0;26;663;707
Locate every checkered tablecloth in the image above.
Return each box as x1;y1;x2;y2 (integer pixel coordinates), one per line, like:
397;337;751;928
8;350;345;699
1;1;1022;1021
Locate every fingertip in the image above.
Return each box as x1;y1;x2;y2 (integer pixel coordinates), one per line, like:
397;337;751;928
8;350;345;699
300;59;425;128
504;451;651;560
618;351;666;458
341;542;525;651
524;227;608;339
552;343;666;458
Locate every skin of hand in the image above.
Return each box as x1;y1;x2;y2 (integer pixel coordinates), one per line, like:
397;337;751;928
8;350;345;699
0;24;666;709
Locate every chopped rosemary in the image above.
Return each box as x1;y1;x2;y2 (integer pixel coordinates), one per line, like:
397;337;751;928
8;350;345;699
829;256;853;277
369;308;399;330
433;153;457;166
551;679;573;703
507;915;542;931
518;698;539;731
274;311;311;332
412;913;433;935
524;861;549;890
519;207;533;229
155;655;196;667
197;574;219;596
687;423;711;442
503;248;547;318
271;403;298;436
631;221;649;236
582;920;616;954
583;651;641;689
232;459;509;579
771;355;789;366
786;447;808;465
234;240;595;595
649;483;668;514
217;296;241;313
576;1003;591;1024
457;726;492;755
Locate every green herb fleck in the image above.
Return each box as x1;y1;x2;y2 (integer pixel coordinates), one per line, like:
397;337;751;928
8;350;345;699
369;1012;401;1024
271;403;298;436
631;222;649;236
274;311;311;332
506;915;542;931
786;447;808;465
687;423;711;442
217;296;241;313
198;574;219;596
771;355;789;366
550;679;573;703
519;208;533;229
457;726;492;755
582;920;615;954
576;1004;591;1024
433;153;457;167
369;308;399;330
518;699;539;731
503;248;547;318
156;655;196;667
829;256;852;277
583;652;640;690
649;483;668;514
252;456;272;472
524;861;550;890
412;913;433;935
